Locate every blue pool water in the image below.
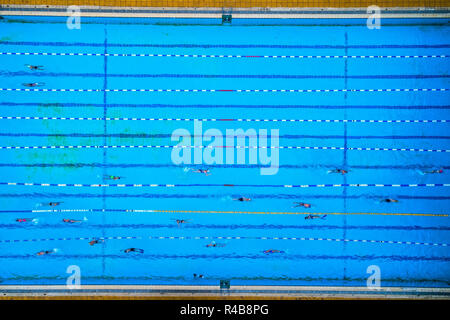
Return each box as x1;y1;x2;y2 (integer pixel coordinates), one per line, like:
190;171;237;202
0;16;449;288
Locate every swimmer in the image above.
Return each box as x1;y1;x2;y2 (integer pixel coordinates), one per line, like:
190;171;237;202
233;197;251;202
16;217;37;223
193;169;211;176
193;274;204;279
103;175;122;180
25;64;44;71
263;249;284;254
328;169;348;175
206;241;226;248
422;169;444;174
89;239;104;246
47;202;63;207
305;214;327;220
175;219;190;226
123;248;144;254
381;198;398;203
62;218;82;224
36;249;56;256
293;202;312;208
22;82;45;87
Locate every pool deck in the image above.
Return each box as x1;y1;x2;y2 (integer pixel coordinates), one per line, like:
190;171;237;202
0;285;449;299
1;2;449;302
1;5;450;18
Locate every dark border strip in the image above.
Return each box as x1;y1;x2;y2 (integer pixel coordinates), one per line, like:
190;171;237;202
2;102;449;109
1;223;448;231
0;132;449;139
0;193;447;200
0;288;448;297
0;163;448;170
0;254;448;261
4;71;450;80
1;7;449;15
1;41;450;49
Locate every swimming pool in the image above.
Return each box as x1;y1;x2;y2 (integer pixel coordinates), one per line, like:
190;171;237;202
0;14;449;291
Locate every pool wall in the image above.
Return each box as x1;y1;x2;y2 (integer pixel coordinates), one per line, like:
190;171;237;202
0;4;449;300
0;0;449;8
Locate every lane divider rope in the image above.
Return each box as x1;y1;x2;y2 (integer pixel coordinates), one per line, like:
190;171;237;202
1;88;448;93
0;145;448;153
1;182;449;188
0;235;446;247
2;208;447;217
0;116;448;123
2;52;449;59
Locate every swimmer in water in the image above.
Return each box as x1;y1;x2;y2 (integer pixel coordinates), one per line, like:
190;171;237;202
193;274;204;279
25;64;44;71
16;218;37;223
263;249;284;254
35;201;63;208
62;218;83;224
293;202;312;208
305;214;327;220
381;198;398;203
328;169;348;175
124;248;144;254
193;169;211;176
103;175;122;180
89;239;104;246
233;197;251;202
422;169;444;174
47;202;63;207
36;249;56;256
175;219;190;226
206;241;226;248
22;82;45;87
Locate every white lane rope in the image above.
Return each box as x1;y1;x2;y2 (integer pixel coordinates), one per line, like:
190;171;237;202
2;52;449;59
1;182;449;188
0;116;448;123
0;145;448;153
0;235;447;247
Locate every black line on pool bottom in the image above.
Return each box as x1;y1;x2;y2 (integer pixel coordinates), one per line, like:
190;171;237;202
2;41;450;49
343;31;349;282
0;254;448;262
2;102;450;109
4;71;450;80
1;133;450;139
0;163;448;170
1;223;448;232
101;26;108;277
0;193;448;200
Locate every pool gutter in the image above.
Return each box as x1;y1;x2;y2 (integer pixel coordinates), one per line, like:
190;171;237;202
0;285;449;299
0;5;450;19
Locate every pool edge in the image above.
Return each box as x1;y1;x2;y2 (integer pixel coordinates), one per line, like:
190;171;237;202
0;285;449;299
1;6;450;18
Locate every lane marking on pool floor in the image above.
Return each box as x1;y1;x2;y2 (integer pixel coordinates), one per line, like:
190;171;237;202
1;182;449;188
3;208;448;217
1;116;449;123
1;88;449;93
2;52;449;59
1;145;448;153
0;235;447;247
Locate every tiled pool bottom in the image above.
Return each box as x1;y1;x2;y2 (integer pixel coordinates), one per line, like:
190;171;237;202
0;15;449;289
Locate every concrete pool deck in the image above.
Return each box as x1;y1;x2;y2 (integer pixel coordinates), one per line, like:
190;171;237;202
1;3;449;301
0;285;449;299
1;5;450;18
